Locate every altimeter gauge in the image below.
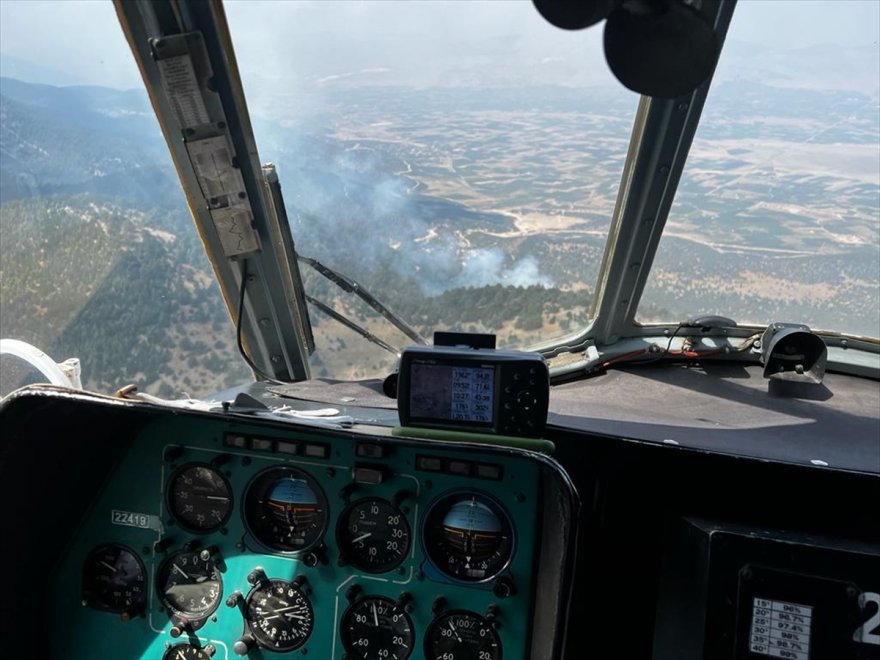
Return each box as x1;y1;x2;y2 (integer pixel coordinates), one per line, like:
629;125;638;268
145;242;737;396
243;578;314;652
340;595;415;660
156;548;223;622
338;497;411;572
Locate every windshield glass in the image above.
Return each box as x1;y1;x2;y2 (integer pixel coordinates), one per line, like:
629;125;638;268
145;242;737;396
0;0;251;396
639;0;880;339
224;0;635;378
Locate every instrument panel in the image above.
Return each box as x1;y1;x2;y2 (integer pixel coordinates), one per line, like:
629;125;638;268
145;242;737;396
49;412;551;659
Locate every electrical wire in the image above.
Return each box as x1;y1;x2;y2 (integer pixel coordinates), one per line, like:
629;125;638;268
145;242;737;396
236;259;283;383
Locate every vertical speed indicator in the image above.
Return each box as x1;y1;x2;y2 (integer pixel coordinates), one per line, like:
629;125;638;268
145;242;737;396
337;498;411;572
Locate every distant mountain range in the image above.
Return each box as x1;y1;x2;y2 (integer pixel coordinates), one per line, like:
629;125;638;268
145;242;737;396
0;76;178;204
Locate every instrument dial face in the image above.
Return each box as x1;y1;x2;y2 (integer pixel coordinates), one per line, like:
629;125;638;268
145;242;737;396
341;596;414;660
243;466;328;553
245;578;314;652
162;644;212;660
338;498;411;573
156;549;222;621
423;492;514;582
167;463;232;533
424;611;502;660
81;544;146;614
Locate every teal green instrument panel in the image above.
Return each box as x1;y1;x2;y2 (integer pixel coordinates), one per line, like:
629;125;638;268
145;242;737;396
51;415;541;659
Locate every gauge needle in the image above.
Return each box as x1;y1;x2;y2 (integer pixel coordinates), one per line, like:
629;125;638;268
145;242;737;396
448;620;462;643
99;560;117;573
263;606;308;620
176;651;186;660
172;563;190;579
372;602;379;627
351;532;372;543
205;495;229;501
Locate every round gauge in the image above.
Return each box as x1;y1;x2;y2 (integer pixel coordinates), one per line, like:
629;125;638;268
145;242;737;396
424;610;502;660
340;595;414;660
81;544;146;614
423;492;514;582
156;548;223;621
338;498;411;573
243;466;328;553
162;644;213;660
244;578;313;652
167;463;232;533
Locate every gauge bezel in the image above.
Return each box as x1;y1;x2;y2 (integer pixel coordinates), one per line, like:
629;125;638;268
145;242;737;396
165;462;233;534
162;643;212;660
243;577;314;652
337;496;412;573
340;595;415;660
423;609;503;660
421;489;516;584
81;543;147;614
155;548;223;623
242;465;329;554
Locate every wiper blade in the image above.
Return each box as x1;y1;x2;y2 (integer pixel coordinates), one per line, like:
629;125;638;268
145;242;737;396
305;294;399;356
299;255;426;345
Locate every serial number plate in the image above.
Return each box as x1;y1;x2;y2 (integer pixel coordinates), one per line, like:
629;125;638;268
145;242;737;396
111;509;151;529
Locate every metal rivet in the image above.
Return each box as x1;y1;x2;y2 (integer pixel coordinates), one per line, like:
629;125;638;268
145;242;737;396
259;318;270;327
677;102;689;111
659;165;670;175
271;355;282;363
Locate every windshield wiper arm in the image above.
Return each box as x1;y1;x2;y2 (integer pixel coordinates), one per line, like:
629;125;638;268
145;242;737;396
305;295;400;356
299;255;426;345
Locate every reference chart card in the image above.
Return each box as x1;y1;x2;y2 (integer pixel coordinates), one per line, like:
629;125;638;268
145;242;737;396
749;597;812;659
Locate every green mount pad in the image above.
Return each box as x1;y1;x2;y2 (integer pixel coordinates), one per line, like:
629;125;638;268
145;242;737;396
393;426;555;454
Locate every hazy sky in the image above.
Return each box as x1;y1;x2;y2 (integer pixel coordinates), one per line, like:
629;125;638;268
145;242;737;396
0;0;878;90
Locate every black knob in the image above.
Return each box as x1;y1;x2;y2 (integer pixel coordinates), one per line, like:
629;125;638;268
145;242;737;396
486;604;500;622
164;446;184;463
153;538;174;554
169;625;184;638
493;577;515;599
247;567;267;585
233;635;255;656
391;489;412;508
303;551;319;568
204;645;216;658
339;483;358;502
395;592;412;610
346;584;362;604
226;591;243;608
432;596;447;615
211;454;230;469
183;539;201;552
292;575;311;595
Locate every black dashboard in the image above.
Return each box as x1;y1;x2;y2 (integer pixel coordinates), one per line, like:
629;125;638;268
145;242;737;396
1;361;879;659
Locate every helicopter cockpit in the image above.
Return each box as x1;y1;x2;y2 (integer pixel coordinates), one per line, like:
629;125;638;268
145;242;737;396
0;1;878;659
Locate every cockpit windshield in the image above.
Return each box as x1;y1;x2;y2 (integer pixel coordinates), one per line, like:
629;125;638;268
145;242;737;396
223;0;636;378
639;0;880;339
0;0;877;397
